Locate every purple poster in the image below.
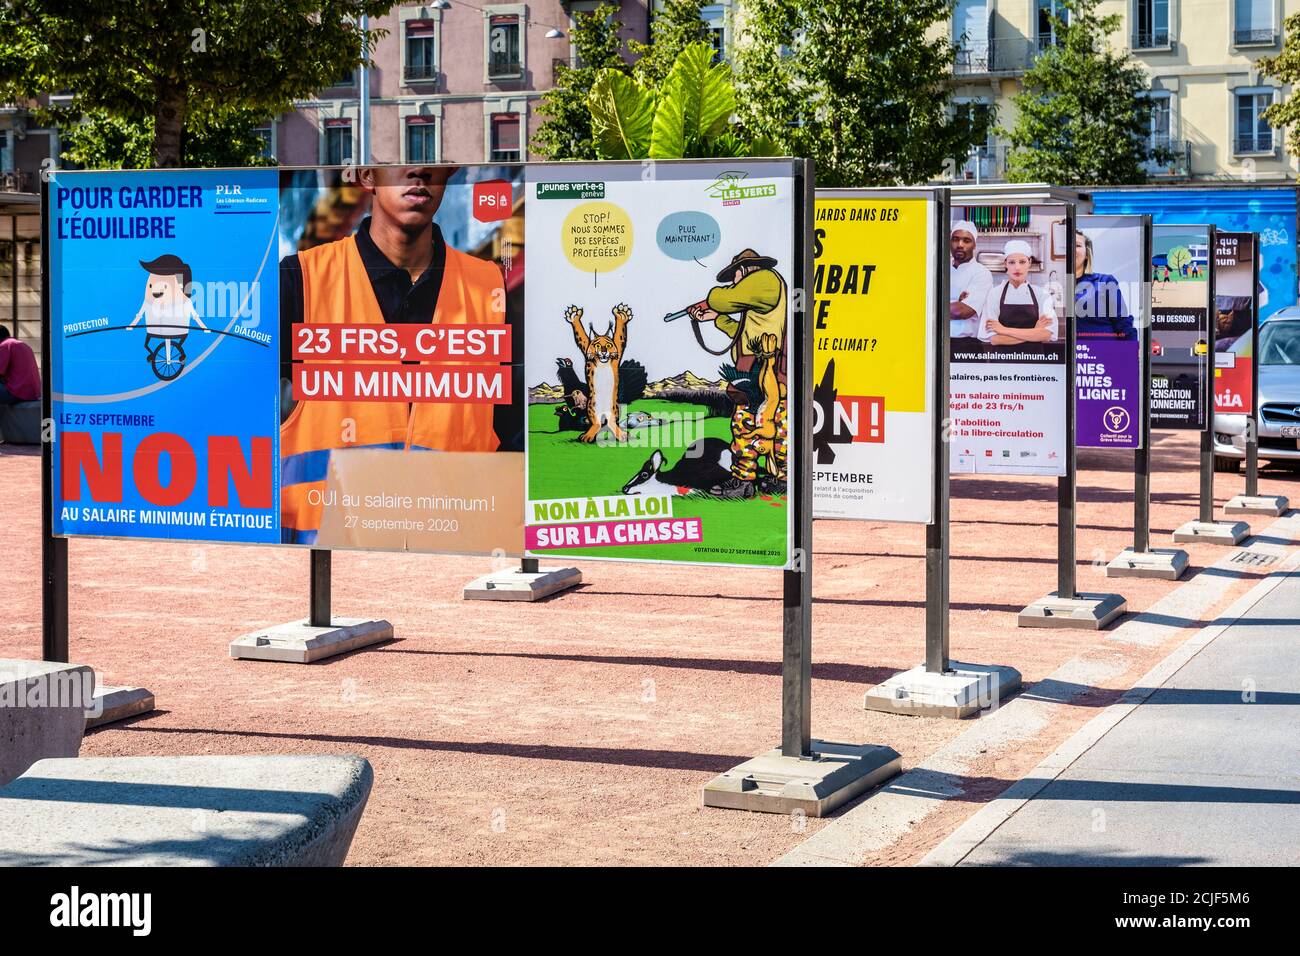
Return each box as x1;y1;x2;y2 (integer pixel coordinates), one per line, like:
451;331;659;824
1077;337;1140;446
1075;215;1145;449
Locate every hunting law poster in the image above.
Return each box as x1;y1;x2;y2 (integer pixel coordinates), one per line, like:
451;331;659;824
1150;225;1212;430
948;203;1071;477
812;191;937;523
523;160;799;568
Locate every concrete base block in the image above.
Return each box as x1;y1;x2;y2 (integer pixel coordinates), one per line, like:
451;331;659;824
701;740;901;817
0;659;94;787
230;618;392;664
1172;519;1250;545
863;661;1022;719
1224;494;1288;517
1018;591;1127;630
86;686;156;729
1105;548;1189;581
0;755;373;866
463;566;581;602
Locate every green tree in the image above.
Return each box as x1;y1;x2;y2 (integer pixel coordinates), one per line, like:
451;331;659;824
0;1;391;168
1167;246;1191;275
56;108;277;169
1259;14;1300;153
588;41;764;159
732;0;980;186
629;0;711;87
531;3;630;161
1002;0;1159;185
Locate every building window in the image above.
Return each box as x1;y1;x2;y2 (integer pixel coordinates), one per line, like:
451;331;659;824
1133;0;1170;49
252;124;274;161
1234;89;1275;154
0;130;12;174
1036;0;1068;49
406;20;437;81
702;4;726;63
1235;0;1277;46
1147;92;1172;149
489;113;521;162
488;14;522;79
336;67;355;87
325;119;353;165
406;118;437;163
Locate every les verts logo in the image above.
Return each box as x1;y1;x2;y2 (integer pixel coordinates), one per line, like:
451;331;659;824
706;171;777;205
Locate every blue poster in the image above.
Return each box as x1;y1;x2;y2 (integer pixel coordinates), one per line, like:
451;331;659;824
50;169;281;543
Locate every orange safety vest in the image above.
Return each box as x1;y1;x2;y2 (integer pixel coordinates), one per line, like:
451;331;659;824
280;234;503;543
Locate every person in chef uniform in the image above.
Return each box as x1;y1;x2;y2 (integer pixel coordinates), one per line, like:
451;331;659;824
978;239;1058;352
950;219;993;353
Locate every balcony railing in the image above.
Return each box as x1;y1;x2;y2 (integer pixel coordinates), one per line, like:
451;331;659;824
0;170;35;194
1142;138;1191;178
955;144;1007;183
953;38;1034;77
1235;132;1275;154
1234;28;1278;46
487;58;523;79
405;62;437;81
1132;30;1172;49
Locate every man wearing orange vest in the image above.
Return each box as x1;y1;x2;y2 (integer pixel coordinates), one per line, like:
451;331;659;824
278;165;505;544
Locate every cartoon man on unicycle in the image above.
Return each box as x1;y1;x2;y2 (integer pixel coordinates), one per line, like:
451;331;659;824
125;254;210;381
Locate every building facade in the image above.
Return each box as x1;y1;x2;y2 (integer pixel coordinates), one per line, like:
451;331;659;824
271;1;652;167
947;0;1300;184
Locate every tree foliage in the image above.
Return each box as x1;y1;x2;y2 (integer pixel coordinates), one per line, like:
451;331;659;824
531;3;630;161
55;109;277;170
588;41;765;159
0;0;391;168
1002;0;1159;185
1259;13;1300;154
732;0;980;186
532;0;715;161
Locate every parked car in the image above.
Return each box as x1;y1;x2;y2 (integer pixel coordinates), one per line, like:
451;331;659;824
1213;308;1300;471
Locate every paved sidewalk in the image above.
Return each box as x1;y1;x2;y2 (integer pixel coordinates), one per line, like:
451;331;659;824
926;561;1300;867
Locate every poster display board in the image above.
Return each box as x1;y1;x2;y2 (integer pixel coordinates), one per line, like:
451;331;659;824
1150;225;1212;429
810;190;938;523
948;203;1071;476
50;163;523;555
522;160;800;568
1213;231;1256;415
1075;215;1144;448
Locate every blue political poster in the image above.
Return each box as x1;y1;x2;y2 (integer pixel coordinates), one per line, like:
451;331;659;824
50;168;281;543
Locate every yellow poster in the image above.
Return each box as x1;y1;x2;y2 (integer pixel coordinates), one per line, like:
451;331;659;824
812;193;936;523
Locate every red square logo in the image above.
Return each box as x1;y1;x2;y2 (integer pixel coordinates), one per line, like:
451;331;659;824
473;180;513;222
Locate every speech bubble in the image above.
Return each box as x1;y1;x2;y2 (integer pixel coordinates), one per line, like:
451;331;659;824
562;202;633;284
656;211;721;265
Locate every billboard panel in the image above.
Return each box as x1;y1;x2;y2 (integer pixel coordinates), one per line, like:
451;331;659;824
522;160;799;568
1150;224;1212;430
811;191;938;523
50;163;529;555
948;203;1070;477
1075;215;1145;448
1213;231;1256;415
51;169;283;544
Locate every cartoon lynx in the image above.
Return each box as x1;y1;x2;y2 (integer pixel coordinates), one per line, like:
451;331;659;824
565;303;632;443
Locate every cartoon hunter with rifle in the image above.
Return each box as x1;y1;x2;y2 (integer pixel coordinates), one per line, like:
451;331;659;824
666;248;788;498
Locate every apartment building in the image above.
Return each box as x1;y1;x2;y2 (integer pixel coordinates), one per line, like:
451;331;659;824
270;1;652;167
948;0;1300;183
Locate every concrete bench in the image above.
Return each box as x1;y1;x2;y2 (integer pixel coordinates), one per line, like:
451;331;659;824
0;755;373;866
0;400;41;445
0;659;94;786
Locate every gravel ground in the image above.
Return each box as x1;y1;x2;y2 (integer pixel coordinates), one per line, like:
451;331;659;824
1;432;1294;866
